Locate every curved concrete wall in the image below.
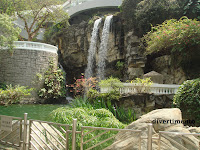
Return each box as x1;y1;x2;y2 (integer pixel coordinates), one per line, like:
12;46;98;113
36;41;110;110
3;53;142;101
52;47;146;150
67;0;122;17
0;42;58;102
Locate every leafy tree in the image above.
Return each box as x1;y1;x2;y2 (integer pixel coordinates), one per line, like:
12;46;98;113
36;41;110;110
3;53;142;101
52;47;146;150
0;13;21;51
0;0;15;15
12;0;69;41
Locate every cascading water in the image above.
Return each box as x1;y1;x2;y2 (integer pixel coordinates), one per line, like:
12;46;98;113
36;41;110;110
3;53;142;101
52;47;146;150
85;18;102;79
97;15;113;80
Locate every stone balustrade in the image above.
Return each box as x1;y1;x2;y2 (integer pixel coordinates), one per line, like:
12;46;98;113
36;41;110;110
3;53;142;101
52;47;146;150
100;83;180;95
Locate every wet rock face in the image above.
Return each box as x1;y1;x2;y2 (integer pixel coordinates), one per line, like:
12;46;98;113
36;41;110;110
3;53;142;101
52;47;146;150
56;15;187;85
57;17;127;82
124;31;146;80
56;16;147;83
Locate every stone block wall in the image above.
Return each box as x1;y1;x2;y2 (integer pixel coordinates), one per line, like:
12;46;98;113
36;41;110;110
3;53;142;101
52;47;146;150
0;49;58;102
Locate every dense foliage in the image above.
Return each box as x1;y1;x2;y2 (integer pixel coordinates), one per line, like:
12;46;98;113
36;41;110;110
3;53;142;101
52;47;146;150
43;21;69;43
38;60;66;101
144;17;200;55
173;78;200;126
0;85;33;105
99;76;123;92
121;0;183;36
0;13;21;51
72;95;134;124
129;77;153;93
184;0;200;20
0;0;15;15
0;83;6;90
51;107;125;149
87;89;121;103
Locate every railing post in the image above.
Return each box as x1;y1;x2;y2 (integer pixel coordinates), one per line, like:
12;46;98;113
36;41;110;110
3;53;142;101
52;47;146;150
147;123;153;150
19;119;23;148
66;125;69;150
158;132;161;150
72;119;77;150
80;127;84;150
23;113;28;150
28;120;32;150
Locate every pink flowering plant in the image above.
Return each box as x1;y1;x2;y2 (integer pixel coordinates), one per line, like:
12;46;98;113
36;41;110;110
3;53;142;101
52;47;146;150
67;74;98;96
143;16;200;55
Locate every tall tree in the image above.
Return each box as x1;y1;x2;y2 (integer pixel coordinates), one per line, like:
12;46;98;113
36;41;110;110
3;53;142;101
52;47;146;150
0;13;21;50
12;0;69;41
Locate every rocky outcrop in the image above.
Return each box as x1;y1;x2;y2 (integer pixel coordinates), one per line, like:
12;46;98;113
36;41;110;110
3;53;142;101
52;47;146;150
56;16;146;83
124;31;146;80
109;108;200;150
150;55;187;84
54;14;192;84
144;71;163;84
118;94;174;119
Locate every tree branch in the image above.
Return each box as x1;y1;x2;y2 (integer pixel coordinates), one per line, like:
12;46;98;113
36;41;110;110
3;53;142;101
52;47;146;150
30;13;49;40
29;6;45;33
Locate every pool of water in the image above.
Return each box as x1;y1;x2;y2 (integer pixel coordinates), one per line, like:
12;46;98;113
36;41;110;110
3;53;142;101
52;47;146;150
0;104;65;121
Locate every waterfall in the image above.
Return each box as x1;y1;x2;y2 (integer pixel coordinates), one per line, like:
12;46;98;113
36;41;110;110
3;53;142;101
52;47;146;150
97;15;113;80
85;18;102;79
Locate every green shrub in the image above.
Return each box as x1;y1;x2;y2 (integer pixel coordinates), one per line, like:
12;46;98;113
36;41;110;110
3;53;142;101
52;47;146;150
143;16;200;55
87;90;134;124
87;89;121;103
50;107;125;149
116;61;124;71
70;96;93;108
38;60;66;100
0;83;6;90
70;96;135;124
99;76;123;92
0;85;33;105
173;78;200;126
130;77;153;93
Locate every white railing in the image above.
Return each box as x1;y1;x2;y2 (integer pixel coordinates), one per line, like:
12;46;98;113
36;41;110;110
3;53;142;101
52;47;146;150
11;41;58;53
100;83;180;95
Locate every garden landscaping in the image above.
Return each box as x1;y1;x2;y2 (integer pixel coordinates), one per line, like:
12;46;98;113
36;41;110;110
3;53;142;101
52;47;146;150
0;0;200;149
